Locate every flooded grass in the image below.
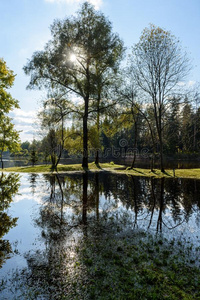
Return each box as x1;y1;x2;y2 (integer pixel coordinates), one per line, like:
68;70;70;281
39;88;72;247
75;232;200;300
1;230;199;299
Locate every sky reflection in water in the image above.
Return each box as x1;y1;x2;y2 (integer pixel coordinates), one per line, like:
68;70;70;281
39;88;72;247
0;172;200;298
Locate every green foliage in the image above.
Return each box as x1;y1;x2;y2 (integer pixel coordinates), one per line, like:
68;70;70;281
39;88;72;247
0;58;19;114
0;115;20;152
29;149;38;167
0;58;21;168
21;141;30;150
0;115;21;168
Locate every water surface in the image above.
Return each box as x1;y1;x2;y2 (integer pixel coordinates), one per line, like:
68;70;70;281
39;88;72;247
0;171;200;299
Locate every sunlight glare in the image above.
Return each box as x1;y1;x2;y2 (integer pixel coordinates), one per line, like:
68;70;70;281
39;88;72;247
70;54;76;62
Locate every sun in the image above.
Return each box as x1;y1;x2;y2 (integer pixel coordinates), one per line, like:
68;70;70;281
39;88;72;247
70;54;76;62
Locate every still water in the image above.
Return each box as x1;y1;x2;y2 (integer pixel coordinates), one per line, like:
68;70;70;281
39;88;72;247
0;171;200;299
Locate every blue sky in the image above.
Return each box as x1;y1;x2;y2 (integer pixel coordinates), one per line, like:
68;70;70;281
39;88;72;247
1;0;200;141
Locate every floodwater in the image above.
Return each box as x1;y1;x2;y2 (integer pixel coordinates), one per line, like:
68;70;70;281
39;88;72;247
0;171;200;299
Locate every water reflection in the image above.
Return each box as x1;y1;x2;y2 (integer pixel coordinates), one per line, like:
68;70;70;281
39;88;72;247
30;172;200;247
0;172;200;298
0;173;20;268
29;173;39;195
23;172;200;241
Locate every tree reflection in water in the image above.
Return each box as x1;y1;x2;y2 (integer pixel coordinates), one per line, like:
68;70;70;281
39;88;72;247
0;172;20;269
0;172;200;299
21;172;95;298
28;173;39;195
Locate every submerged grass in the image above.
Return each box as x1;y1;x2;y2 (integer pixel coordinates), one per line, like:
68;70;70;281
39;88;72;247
74;232;200;300
1;230;199;300
4;162;200;179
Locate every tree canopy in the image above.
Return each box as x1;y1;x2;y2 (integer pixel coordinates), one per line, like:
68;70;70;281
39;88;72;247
24;2;124;168
130;24;190;170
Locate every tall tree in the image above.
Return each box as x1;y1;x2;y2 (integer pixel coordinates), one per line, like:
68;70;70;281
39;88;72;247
131;24;190;171
38;91;74;169
23;2;124;168
119;69;155;168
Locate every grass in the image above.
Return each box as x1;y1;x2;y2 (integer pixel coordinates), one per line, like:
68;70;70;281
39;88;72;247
2;162;106;173
116;167;200;179
4;162;200;179
3;230;199;299
73;232;200;300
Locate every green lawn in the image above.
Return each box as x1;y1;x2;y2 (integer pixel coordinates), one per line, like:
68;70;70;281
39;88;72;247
3;162;117;173
3;162;200;179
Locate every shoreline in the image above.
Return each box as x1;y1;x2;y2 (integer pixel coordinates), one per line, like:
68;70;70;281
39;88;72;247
3;162;200;179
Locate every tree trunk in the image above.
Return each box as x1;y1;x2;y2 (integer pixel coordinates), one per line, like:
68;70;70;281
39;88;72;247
0;150;4;169
157;104;164;172
95;173;99;221
55;113;65;170
56;174;64;226
82;172;88;225
1;156;3;170
95;94;100;165
82;97;89;169
148;178;156;229
159;133;164;172
157;177;164;232
130;119;138;169
95;150;99;165
51;153;56;170
131;150;136;169
131;176;138;227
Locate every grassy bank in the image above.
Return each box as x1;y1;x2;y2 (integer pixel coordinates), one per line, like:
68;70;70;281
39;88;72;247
2;162;116;173
3;162;200;179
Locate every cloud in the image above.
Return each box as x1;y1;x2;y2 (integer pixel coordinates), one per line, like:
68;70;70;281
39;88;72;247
9;109;39;142
188;80;196;87
9;108;73;142
178;80;196;87
10;109;37;119
44;0;103;9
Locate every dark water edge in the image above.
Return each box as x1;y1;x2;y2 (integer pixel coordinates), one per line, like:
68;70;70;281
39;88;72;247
116;157;200;169
2;156;200;169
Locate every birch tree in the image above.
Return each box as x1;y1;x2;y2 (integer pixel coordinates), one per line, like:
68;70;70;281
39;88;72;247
131;24;190;171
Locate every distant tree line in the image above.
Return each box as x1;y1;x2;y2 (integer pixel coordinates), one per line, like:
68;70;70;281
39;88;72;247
12;96;199;168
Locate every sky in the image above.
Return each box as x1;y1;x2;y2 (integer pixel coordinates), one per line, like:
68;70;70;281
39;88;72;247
1;0;200;141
